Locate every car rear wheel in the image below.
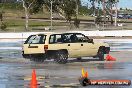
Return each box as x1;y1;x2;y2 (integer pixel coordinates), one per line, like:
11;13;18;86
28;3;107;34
54;50;68;64
98;48;104;61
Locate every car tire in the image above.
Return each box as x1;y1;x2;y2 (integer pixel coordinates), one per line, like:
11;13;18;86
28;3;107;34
54;50;68;64
98;48;104;61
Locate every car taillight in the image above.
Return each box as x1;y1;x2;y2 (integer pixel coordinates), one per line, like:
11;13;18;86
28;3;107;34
44;45;48;51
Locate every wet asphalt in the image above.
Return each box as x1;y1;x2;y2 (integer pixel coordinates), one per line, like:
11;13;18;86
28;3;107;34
0;39;132;88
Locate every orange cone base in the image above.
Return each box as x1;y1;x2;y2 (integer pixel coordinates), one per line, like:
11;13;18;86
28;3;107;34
106;54;116;61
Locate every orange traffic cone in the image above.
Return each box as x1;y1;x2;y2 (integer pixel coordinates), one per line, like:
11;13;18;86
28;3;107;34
30;69;38;88
106;54;116;61
85;71;88;78
79;68;90;86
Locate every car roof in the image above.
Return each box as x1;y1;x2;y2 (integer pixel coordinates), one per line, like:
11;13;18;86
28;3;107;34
34;32;82;36
33;32;59;36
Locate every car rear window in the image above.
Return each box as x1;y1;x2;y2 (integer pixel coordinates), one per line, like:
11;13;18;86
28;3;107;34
24;34;46;44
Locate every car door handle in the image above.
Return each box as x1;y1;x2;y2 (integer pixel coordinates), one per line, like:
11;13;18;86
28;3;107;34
81;44;83;46
68;44;70;46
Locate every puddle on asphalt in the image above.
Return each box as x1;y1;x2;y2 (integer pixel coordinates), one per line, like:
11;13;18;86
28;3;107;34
0;62;132;88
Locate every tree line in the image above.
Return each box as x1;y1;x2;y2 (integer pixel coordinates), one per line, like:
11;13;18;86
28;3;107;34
0;0;119;30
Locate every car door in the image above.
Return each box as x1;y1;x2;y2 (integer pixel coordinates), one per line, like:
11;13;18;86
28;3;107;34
81;42;98;57
76;34;98;57
67;43;81;58
48;34;81;58
64;33;81;57
23;34;46;54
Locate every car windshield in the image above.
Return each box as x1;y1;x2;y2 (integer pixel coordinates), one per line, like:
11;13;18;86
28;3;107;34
24;35;46;44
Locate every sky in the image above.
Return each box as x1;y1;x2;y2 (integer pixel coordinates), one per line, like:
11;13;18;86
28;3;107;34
17;0;132;9
82;0;132;9
118;0;132;9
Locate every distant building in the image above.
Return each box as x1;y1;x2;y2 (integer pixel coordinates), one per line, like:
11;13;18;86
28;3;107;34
0;0;17;3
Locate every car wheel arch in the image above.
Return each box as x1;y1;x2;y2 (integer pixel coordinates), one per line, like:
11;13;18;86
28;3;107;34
98;46;105;52
57;49;69;54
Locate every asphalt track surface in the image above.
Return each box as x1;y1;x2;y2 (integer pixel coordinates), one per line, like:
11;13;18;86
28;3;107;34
0;52;132;88
0;39;132;88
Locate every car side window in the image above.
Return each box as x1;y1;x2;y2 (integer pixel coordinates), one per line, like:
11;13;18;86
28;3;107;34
49;35;54;43
49;34;62;44
70;34;79;43
49;34;91;44
75;34;89;43
56;35;62;43
39;35;46;44
62;35;71;43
